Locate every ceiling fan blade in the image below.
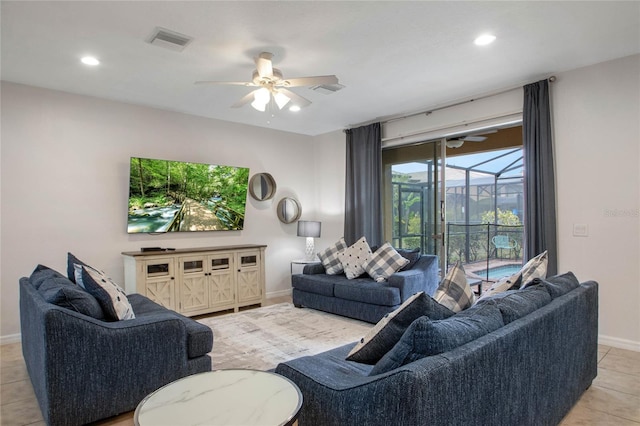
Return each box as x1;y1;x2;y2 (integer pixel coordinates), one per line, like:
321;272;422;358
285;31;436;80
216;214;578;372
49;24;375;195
281;75;339;87
255;52;273;78
463;136;487;142
231;90;257;108
195;80;255;86
279;88;311;107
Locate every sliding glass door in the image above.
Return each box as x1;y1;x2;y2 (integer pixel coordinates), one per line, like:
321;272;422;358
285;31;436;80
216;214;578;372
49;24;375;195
382;140;446;272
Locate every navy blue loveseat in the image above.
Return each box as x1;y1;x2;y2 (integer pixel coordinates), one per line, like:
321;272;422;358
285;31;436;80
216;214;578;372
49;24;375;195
19;269;213;426
292;254;439;323
277;273;598;426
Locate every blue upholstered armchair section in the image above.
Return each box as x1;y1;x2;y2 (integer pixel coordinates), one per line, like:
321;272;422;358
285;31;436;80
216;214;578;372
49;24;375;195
292;254;439;323
19;277;213;426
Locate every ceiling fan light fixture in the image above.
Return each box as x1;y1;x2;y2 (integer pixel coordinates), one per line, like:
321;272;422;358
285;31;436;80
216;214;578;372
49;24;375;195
446;139;465;149
254;88;270;104
274;92;290;109
251;99;267;112
289;105;301;112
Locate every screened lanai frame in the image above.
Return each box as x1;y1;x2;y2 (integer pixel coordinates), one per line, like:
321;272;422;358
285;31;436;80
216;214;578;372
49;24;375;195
443;147;525;279
386;146;525;276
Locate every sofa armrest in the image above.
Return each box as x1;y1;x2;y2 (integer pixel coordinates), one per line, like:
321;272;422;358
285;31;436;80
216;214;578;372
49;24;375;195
40;307;191;424
387;254;439;300
303;262;325;275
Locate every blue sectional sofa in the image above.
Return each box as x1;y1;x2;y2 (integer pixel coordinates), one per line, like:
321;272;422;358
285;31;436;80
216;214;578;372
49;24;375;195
291;254;439;323
19;269;213;426
277;273;598;426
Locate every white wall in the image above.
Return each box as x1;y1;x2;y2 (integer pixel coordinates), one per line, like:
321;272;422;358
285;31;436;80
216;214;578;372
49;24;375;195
553;54;640;350
0;82;340;340
2;54;638;350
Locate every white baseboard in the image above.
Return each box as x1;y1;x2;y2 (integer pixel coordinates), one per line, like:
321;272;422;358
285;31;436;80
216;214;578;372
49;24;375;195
266;288;293;299
599;334;640;352
1;333;21;345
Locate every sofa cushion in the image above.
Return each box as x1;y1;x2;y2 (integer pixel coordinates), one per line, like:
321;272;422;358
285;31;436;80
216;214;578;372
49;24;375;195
129;294;213;358
30;264;67;290
433;262;475;312
396;248;421;271
291;274;336;297
318;238;349;275
475;285;551;324
529;271;580;299
347;292;454;364
338;237;372;279
363;243;409;282
369;301;504;375
333;279;401;306
518;251;548;287
75;265;135;321
38;277;105;320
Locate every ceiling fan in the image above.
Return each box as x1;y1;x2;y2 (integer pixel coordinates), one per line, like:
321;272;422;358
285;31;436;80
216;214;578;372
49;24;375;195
446;130;497;148
195;52;339;112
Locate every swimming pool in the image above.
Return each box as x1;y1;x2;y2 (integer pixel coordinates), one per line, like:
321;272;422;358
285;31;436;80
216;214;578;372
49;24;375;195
475;264;522;280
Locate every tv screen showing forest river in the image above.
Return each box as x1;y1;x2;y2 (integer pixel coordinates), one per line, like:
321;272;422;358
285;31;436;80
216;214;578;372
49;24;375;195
127;157;250;234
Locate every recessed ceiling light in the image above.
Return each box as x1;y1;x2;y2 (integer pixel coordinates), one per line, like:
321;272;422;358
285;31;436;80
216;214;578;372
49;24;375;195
289;105;301;112
81;56;100;66
474;34;496;46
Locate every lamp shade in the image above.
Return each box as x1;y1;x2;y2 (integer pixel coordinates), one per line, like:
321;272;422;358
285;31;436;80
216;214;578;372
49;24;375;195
297;220;321;238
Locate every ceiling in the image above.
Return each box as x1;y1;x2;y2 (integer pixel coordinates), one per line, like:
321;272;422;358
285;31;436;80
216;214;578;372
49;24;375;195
2;1;639;136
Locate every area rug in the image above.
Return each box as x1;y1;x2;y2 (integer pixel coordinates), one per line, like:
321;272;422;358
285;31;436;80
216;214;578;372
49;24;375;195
198;303;372;371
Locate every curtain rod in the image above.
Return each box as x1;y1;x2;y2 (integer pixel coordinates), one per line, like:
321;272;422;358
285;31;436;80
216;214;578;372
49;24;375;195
344;76;556;131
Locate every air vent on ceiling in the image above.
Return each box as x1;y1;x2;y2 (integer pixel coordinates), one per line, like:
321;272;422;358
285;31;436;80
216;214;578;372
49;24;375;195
310;83;345;95
147;27;193;52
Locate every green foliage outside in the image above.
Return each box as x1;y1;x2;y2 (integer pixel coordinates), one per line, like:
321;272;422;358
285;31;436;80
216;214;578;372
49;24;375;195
481;208;522;226
129;158;249;215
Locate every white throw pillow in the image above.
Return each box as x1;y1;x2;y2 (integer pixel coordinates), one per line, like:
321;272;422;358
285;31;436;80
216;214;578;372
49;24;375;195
363;243;409;282
74;264;135;321
338;237;372;279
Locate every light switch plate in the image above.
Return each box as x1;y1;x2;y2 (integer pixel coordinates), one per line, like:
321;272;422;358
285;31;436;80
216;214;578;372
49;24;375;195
573;223;589;237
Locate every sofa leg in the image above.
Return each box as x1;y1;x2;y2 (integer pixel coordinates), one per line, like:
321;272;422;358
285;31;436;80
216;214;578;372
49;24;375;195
294;304;303;308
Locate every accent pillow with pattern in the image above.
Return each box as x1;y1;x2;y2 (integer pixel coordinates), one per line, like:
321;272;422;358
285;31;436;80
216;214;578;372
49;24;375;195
433;262;475;312
347;291;454;364
317;238;349;275
338;237;373;279
363;243;409;282
74;264;135;321
519;251;548;288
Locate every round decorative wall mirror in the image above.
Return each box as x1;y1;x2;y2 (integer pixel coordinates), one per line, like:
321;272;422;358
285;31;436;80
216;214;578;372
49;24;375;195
276;197;301;224
248;173;277;201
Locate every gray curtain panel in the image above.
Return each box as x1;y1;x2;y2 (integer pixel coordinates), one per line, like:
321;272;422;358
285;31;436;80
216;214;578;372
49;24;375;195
523;79;558;276
344;122;383;247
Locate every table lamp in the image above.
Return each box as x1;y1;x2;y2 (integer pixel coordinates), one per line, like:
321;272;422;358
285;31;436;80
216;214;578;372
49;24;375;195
297;220;321;260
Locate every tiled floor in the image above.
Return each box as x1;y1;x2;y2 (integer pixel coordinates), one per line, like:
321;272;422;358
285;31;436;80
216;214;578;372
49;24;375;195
2;299;638;425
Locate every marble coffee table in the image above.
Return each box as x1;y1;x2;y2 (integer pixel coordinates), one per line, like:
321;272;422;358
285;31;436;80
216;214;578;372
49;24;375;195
134;369;303;426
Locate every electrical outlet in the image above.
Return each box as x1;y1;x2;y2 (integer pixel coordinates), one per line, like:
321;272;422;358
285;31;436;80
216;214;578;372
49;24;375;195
573;223;588;237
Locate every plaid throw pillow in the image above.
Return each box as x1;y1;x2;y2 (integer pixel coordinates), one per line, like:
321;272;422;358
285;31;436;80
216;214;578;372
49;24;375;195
363;243;409;282
520;251;548;288
338;237;373;279
433;262;475;312
317;238;348;275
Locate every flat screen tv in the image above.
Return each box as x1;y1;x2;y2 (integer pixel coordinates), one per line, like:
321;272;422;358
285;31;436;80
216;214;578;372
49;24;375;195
127;157;249;234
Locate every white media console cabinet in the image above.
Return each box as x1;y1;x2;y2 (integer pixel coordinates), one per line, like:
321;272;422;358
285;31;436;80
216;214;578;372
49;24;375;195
122;245;266;316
